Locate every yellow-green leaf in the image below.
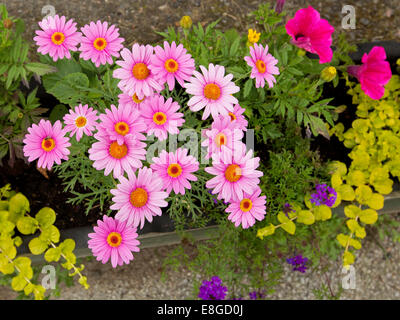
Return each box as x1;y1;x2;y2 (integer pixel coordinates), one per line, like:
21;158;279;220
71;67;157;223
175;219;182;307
13;257;33;279
297;210;315;225
16;216;38;235
35;207;56;228
28;237;48;255
39;225;60;243
343;251;355;266
314;205;332;221
344;205;361;218
355;185;373;204
359;209;378;224
337;184;355;201
349;239;362;250
8;193;30;223
347;170;366;187
336;233;350;247
44;247;61;262
11;274;28;291
331;173;342;189
257;224;275;239
367;193;384;210
60;239;75;255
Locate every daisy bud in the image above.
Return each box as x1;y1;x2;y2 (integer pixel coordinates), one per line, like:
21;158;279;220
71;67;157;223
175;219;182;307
180;15;192;29
3;18;13;29
321;66;337;82
275;0;285;14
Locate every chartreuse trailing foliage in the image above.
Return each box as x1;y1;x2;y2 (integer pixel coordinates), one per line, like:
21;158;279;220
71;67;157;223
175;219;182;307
0;184;88;299
329;75;400;266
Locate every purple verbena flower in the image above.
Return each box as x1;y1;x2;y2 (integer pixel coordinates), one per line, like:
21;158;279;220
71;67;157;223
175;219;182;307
249;290;265;300
310;184;337;207
283;203;296;217
198;276;228;300
286;254;308;273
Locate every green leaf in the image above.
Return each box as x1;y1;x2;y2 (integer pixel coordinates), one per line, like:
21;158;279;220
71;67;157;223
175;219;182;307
25;62;57;76
47;72;89;105
229;37;240;57
35;207;56;228
16;216;38;235
8;193;30;222
256;224;275;239
49;104;69;123
243;78;253;98
28;237;48;255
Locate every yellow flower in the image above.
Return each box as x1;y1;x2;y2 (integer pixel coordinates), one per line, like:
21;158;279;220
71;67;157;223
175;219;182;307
248;28;260;44
321;66;337;82
180;16;192;29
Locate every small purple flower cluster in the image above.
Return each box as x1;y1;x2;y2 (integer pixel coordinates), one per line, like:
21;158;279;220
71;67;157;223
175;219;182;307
207;189;228;205
198;276;228;300
249;290;265;300
286;255;308;273
283;203;296;217
310;184;337;207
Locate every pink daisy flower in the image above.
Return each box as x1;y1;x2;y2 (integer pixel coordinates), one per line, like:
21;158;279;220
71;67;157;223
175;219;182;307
113;43;163;99
229;104;248;131
226;187;267;229
150;148;199;195
63;104;98;142
347;46;392;100
96;104;147;146
150;41;195;90
285;6;335;64
244;43;280;88
88;216;140;268
205;144;263;203
33;15;81;62
185;63;240;120
79;21;124;67
202;115;244;159
118;92;150;110
23;119;71;170
140;94;185;141
88;134;146;179
110;167;169;229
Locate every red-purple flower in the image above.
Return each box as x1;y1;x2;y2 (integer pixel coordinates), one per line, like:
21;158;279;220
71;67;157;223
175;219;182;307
347;46;392;100
285;6;334;64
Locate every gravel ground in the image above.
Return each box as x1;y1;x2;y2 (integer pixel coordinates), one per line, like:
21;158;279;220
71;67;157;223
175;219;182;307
3;0;400;48
0;220;399;300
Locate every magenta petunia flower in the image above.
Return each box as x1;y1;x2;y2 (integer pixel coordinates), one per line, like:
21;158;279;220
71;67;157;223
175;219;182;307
88;134;146;178
150;41;195;90
226;187;266;229
33;15;82;62
150;148;199;195
23;119;71;170
79;20;124;67
205;144;263;203
63;104;98;141
244;43;279;88
88;216;140;268
118;92;150;110
229;104;248;131
96;104;147;146
285;6;335;64
113;43;163;99
110;167;169;229
185;63;240;120
140;94;185;141
347;46;392;100
202;115;244;160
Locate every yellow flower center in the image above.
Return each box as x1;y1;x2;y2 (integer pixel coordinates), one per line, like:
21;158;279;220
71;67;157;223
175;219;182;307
93;37;107;51
41;138;55;152
167;163;183;178
228;112;236;122
106;232;122;248
51;32;65;45
75;116;87;128
215;132;227;147
114;121;130;136
153;112;167;125
224;164;242;182
130;187;148;208
256;60;266;74
132;63;150;80
109;141;128;159
132;93;145;104
240;198;253;212
203;83;221;100
164;58;179;73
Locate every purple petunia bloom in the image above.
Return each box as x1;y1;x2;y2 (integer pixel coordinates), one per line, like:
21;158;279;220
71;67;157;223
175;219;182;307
198;276;228;300
310;184;337;207
286;255;308;273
